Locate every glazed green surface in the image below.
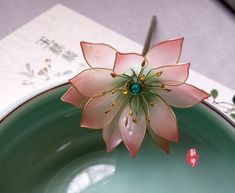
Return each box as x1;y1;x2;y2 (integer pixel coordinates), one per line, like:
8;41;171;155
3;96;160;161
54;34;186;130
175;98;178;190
0;85;234;193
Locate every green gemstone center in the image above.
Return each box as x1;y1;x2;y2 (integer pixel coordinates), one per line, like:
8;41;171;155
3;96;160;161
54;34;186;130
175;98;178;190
129;83;142;95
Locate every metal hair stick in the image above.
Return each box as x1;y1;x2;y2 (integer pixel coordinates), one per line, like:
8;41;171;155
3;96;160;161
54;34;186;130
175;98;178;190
141;15;157;55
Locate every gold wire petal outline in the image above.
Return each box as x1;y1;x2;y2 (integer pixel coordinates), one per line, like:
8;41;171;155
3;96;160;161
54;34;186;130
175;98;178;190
147;126;170;154
80;41;118;69
150;95;180;143
102;111;123;153
149;63;190;86
145;37;184;64
69;67;116;97
119;104;147;157
112;52;149;75
156;83;210;108
80;92;129;129
61;85;89;108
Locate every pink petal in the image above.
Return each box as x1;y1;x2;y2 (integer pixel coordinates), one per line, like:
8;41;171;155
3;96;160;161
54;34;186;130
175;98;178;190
119;105;146;157
145;37;184;68
151;63;190;85
157;83;210;108
70;68;115;97
103;115;122;152
113;52;145;75
80;41;117;68
61;86;88;108
149;97;179;143
148;127;170;153
81;93;126;129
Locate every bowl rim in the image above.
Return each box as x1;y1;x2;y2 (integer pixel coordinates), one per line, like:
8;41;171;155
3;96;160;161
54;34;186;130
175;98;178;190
0;83;234;127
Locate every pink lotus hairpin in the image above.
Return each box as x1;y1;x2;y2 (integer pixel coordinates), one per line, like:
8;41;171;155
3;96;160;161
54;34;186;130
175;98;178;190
61;37;209;157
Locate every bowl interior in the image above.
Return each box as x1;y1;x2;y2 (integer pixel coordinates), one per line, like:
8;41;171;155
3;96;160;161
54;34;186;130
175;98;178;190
0;84;234;193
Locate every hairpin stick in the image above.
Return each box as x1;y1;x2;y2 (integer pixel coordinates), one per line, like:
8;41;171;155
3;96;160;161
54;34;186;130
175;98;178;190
142;15;157;55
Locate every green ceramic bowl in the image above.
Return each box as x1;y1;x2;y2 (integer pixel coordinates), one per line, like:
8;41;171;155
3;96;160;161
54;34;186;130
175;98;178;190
0;84;234;193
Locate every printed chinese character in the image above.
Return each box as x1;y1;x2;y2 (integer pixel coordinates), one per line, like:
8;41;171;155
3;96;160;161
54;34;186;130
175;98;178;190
190;158;197;167
36;36;54;49
186;148;200;167
49;43;65;55
190;148;197;157
62;50;78;61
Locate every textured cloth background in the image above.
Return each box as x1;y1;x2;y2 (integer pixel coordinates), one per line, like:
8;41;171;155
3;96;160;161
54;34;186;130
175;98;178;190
0;0;234;89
